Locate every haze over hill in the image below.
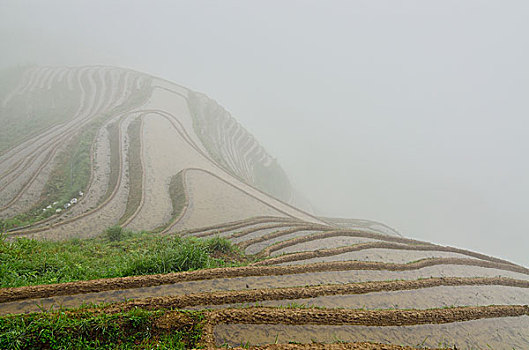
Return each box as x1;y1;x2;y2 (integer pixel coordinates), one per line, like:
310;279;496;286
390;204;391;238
0;65;322;237
1;1;528;267
0;65;402;241
2;2;529;348
1;65;529;349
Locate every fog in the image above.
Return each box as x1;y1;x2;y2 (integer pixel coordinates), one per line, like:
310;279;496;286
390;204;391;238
1;0;528;267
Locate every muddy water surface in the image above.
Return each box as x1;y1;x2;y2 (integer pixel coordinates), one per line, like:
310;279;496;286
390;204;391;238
277;248;473;264
230;227;292;244
214;315;529;349
271;237;390;256
193;285;529;310
197;222;290;239
2;264;528;315
244;230;324;254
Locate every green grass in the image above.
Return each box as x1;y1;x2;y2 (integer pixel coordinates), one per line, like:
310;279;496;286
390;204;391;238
0;307;205;349
0;229;245;288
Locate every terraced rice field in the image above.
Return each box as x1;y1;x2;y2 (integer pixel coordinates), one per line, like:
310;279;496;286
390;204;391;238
1;66;528;348
1;66;320;239
2;215;529;348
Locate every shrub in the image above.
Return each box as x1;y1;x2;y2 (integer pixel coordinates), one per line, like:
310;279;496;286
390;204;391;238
205;236;233;254
122;240;212;276
105;225;123;242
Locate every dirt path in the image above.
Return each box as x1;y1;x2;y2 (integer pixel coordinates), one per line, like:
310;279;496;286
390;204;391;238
192;221;307;239
243;230;328;255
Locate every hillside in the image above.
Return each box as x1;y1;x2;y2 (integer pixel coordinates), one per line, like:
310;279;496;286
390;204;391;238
0;66;528;349
0;66;323;237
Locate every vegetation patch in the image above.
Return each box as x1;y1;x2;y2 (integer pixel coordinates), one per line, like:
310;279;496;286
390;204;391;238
151;170;188;233
0;229;245;288
102;120;121;204
0;307;204;349
119;117;143;225
41;120;99;205
168;172;187;221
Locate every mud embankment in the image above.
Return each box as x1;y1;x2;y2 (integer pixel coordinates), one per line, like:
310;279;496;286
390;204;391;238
256;230;520;267
1;258;528;304
203;305;529;347
232;344;442;350
184;216;301;238
207;304;529;326
74;277;529;312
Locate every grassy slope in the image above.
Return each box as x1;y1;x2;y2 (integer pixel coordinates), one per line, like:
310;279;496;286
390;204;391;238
0;307;204;349
0;228;230;349
0;229;244;288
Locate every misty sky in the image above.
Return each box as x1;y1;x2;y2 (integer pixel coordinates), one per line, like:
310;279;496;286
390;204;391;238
1;0;528;266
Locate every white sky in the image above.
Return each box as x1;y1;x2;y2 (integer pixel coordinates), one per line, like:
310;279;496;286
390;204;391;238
1;0;528;266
